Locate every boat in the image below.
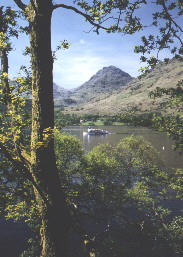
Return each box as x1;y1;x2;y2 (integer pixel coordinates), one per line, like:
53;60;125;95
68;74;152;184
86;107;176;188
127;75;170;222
83;127;108;135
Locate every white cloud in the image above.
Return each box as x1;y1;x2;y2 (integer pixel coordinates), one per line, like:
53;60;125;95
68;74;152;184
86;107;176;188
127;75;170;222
53;40;110;88
53;39;152;88
53;53;107;88
79;39;87;45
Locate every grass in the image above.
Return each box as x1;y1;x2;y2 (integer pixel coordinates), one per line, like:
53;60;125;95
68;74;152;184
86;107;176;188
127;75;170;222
113;122;126;125
82;120;104;126
82;120;125;126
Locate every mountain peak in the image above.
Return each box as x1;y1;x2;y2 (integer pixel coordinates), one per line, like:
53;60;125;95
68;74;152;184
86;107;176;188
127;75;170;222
85;65;133;86
69;65;133;104
95;66;132;78
53;66;134;106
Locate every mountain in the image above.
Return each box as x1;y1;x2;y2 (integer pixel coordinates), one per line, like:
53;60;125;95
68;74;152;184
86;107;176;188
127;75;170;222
53;66;133;106
62;56;183;114
53;83;78;107
53;83;72;98
70;66;133;103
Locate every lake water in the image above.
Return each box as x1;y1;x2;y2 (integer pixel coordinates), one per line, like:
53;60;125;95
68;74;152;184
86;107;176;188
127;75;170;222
63;125;183;169
1;125;182;256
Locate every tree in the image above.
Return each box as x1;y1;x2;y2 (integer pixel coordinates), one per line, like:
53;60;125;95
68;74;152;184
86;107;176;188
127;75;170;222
71;136;182;257
0;4;71;256
149;79;183;152
124;0;183;152
1;0;183;256
132;0;183;73
1;1;145;256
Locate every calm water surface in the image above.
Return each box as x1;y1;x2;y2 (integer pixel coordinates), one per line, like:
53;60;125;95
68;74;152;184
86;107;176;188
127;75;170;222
63;125;183;169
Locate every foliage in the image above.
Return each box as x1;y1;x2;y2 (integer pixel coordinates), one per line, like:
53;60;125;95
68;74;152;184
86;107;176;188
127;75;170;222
150;79;183;152
128;1;183;154
1;0;183;256
1;127;183;256
54;112;119;127
118;111;156;126
75;135;183;257
152;113;183;152
55;134;182;256
137;56;159;78
0;7;19;52
55;132;84;195
52;40;71;61
150;79;183;112
82;113;101;122
2;1;152;254
131;1;183;76
103;117;113;125
54;111;81;127
0;72;31;155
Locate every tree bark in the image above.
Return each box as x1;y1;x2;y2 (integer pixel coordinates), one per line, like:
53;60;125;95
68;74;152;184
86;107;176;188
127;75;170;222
0;7;12;107
27;1;70;256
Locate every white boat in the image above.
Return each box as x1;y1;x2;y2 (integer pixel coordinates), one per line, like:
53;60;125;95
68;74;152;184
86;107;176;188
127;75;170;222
83;127;108;135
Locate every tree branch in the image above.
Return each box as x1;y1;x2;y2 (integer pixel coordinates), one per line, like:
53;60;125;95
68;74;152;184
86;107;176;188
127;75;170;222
13;0;27;11
161;0;183;34
52;4;108;32
0;142;50;207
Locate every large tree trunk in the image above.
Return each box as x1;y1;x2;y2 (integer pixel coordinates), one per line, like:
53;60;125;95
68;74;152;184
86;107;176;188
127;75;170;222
28;1;70;256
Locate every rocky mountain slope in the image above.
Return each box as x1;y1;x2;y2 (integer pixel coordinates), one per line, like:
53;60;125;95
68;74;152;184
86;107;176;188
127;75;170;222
54;57;183;115
70;66;133;104
53;83;81;107
53;83;72;99
54;66;133;106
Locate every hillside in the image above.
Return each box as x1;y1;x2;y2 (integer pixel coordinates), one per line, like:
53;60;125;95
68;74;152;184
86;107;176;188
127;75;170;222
70;66;133;104
54;66;133;106
62;57;183;115
53;83;72;98
53;83;77;107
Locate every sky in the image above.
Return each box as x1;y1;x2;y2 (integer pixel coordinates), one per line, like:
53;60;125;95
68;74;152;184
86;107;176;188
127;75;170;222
3;0;178;89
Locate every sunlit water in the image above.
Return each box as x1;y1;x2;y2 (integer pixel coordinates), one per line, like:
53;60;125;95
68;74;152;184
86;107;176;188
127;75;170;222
62;125;183;169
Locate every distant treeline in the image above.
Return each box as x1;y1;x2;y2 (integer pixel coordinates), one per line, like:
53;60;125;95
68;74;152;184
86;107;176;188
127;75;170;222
55;110;180;128
118;112;156;127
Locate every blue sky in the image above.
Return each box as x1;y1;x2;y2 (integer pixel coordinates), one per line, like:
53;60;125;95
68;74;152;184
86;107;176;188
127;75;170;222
4;0;176;89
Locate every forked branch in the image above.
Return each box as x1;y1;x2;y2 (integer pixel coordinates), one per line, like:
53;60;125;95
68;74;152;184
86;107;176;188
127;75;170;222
13;0;27;11
52;3;109;32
